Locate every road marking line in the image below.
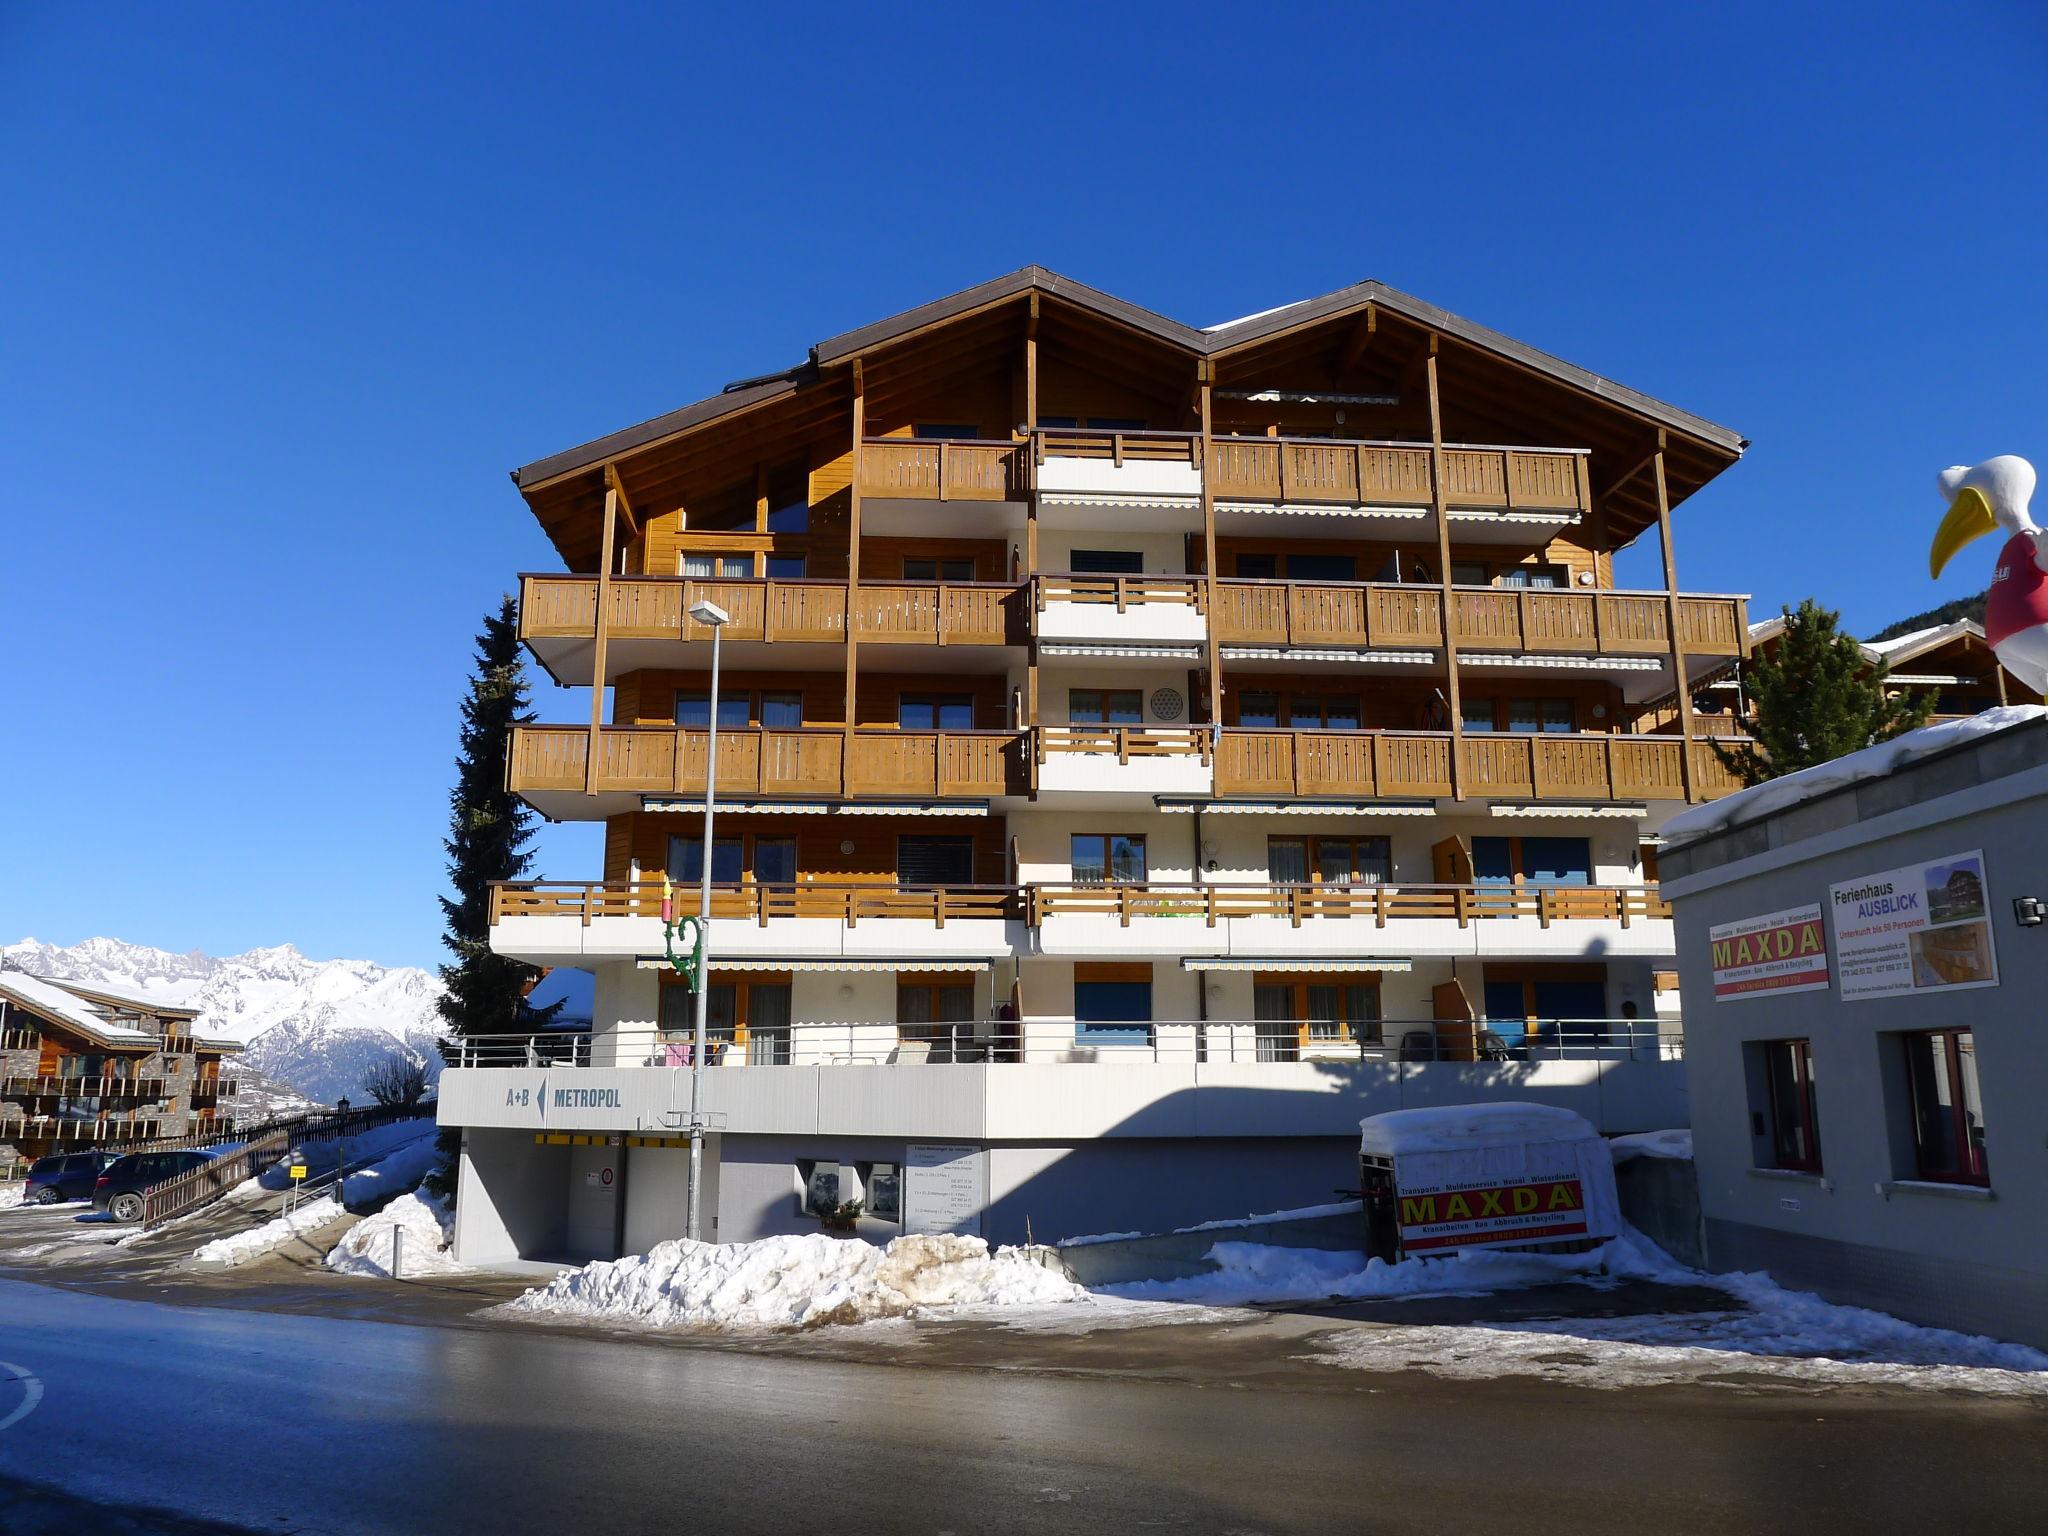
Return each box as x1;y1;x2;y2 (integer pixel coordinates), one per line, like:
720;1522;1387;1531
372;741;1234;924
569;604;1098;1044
0;1362;44;1431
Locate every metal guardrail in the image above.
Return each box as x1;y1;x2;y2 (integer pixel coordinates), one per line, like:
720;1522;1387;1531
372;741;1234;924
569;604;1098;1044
447;1019;1680;1070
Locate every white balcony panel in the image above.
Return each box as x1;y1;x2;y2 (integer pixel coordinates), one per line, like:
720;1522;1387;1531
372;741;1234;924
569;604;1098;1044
1036;454;1202;503
1037;753;1214;798
492;914;1019;965
1036;599;1208;645
1034;912;1673;961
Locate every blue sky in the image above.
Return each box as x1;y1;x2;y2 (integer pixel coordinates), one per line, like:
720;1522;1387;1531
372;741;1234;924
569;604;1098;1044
3;2;2045;970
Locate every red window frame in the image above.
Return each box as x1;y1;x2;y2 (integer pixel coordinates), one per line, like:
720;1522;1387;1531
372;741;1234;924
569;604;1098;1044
1761;1037;1822;1173
1904;1029;1990;1186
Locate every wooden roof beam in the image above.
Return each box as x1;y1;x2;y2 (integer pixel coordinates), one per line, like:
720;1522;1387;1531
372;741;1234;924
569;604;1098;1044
602;464;640;541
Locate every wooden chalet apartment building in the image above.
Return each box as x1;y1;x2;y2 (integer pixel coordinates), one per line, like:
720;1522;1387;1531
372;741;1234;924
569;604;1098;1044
436;270;1752;1260
0;971;239;1165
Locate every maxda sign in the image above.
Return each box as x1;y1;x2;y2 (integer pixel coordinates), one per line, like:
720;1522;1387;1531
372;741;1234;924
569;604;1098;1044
1708;903;1830;1003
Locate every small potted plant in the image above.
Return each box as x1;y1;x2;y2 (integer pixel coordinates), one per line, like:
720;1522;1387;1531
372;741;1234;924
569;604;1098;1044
820;1198;864;1233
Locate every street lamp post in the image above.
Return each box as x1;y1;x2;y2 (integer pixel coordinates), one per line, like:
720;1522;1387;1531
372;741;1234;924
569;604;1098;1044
683;597;728;1243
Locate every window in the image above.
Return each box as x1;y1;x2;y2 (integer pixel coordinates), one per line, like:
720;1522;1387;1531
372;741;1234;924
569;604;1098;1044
674;692;751;730
897;978;977;1061
914;423;979;439
860;1161;902;1221
1286;553;1357;583
759;692;803;729
681;552;752;578
1269;836;1390;886
1070;549;1145;574
897;835;974;888
662;976;789;1064
765;459;809;533
1471;836;1590;886
1234;553;1279;579
797;1159;843;1217
1254;977;1382;1059
1462;699;1499;732
1903;1030;1989;1184
1072;833;1146;885
1497;564;1567;589
1450;561;1490;586
898;693;974;730
1507;699;1574;734
1069;688;1142;725
765;553;808;579
1760;1039;1823;1172
1287;695;1359;729
1238;690;1280;728
667;835;743;885
751;837;797;886
1075;962;1151;1042
904;556;977;581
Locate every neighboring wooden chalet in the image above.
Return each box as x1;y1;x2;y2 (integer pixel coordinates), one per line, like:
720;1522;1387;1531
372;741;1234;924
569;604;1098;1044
0;972;240;1162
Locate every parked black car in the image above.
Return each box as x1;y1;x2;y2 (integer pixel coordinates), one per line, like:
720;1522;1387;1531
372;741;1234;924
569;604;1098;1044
93;1148;219;1223
23;1151;121;1205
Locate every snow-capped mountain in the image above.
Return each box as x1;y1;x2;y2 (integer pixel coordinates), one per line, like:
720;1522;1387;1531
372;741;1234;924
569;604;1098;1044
1;937;447;1107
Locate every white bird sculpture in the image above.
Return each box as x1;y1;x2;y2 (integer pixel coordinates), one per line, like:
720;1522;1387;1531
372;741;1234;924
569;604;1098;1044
1928;455;2048;695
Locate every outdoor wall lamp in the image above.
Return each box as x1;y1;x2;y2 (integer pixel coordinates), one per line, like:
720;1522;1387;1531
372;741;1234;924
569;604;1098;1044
2014;896;2045;927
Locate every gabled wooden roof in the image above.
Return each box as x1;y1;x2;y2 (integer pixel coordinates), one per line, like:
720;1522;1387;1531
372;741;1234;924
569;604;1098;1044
514;266;1747;567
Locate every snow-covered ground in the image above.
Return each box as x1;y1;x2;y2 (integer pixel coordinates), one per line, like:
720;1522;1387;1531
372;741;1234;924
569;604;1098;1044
1608;1129;1693;1162
326;1191;465;1278
507;1233;1086;1330
192;1197;345;1268
339;1125;441;1208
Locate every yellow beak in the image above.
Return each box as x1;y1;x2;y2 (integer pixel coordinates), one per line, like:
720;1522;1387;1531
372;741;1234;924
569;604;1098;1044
1930;485;1997;578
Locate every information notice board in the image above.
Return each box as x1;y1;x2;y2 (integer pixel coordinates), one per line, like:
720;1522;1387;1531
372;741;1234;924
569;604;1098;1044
1829;849;1998;1001
904;1144;985;1237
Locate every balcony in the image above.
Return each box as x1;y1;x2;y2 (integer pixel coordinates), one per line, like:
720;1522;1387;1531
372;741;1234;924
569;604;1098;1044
1212;729;1745;803
518;574;1022;684
1214;582;1747;660
1035;726;1215;797
508;724;1030;818
488;880;1022;965
1031;880;1673;962
857;437;1027;501
1032;573;1209;648
1208;437;1589;542
1;1073;168;1099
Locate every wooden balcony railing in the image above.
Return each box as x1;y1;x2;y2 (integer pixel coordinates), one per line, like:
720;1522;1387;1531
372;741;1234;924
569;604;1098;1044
1033;574;1207;611
1207;437;1590;514
1;1074;168;1099
858;438;1025;500
508;726;1029;801
1214;582;1746;657
488;878;1662;930
1214;729;1745;802
1038;726;1213;763
490;880;1022;927
1030;882;1670;928
1033;428;1203;467
518;575;1020;647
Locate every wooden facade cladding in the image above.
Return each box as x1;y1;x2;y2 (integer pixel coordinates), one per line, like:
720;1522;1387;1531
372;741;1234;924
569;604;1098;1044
1212;582;1747;656
1209;729;1745;801
508;725;1029;800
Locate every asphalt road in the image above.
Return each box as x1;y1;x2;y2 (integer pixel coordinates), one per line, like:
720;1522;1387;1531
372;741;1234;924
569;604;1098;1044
3;1275;2046;1536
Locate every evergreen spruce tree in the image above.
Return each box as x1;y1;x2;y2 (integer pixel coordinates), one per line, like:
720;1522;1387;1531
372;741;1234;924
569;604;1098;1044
1712;599;1938;786
437;597;555;1039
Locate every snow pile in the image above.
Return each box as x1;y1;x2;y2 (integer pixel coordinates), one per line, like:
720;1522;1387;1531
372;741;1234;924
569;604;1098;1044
1662;705;2046;843
0;1183;24;1211
341;1131;442;1208
326;1190;465;1278
508;1233;1088;1331
1608;1129;1693;1163
1312;1241;2048;1395
1105;1235;1622;1306
191;1197;345;1268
